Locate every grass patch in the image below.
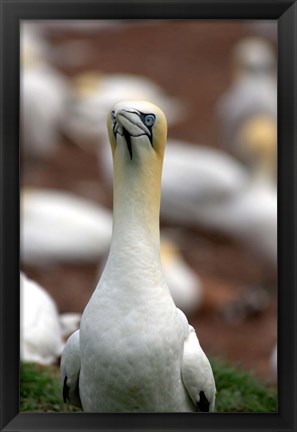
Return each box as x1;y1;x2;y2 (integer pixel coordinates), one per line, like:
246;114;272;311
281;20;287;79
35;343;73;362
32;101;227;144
211;358;277;412
20;362;81;412
20;359;277;413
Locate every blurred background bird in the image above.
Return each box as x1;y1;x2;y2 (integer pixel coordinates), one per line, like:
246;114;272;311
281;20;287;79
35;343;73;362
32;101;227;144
20;19;277;386
20;187;113;265
20;23;72;165
216;36;277;169
20;272;80;365
63;71;186;149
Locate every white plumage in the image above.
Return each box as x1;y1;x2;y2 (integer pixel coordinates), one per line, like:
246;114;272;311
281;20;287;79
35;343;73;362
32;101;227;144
181;324;216;412
60;330;82;408
20;272;65;365
61;100;215;412
20;188;113;264
99;234;203;314
159;140;249;226
202;175;277;266
21;66;70;160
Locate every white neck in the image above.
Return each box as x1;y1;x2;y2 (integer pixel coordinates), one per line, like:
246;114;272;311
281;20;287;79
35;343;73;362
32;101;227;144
105;144;164;281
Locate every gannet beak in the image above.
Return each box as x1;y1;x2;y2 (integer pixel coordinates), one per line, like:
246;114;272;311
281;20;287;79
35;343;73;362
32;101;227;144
122;126;133;160
110;105;155;160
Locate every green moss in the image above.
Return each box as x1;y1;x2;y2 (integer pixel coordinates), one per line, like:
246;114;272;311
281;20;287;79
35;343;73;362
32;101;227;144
20;359;277;413
20;362;81;412
210;358;277;412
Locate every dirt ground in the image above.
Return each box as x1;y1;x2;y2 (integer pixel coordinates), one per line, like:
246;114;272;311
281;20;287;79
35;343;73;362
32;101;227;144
21;20;277;385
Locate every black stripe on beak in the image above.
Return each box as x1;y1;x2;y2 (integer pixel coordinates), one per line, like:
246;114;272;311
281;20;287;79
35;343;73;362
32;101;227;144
122;128;133;160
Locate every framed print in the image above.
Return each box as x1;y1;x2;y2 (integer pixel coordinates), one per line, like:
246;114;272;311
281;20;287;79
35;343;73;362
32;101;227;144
0;0;296;431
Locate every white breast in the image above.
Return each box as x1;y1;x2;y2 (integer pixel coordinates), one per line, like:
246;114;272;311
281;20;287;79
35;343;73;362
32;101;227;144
79;273;194;412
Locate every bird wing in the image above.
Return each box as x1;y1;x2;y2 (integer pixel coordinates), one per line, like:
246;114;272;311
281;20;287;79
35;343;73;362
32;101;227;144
178;310;216;412
60;329;82;408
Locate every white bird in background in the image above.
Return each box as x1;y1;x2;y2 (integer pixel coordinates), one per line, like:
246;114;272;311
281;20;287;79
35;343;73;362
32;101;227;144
20;188;113;265
160;237;203;314
159;140;250;227
21;272;80;365
163;125;276;267
20;23;71;161
63;71;186;148
204;115;277;267
61;100;216;412
216;37;277;164
21;23;52;66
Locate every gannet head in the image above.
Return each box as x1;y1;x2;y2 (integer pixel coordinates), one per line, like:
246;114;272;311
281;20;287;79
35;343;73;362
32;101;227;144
107;100;167;163
71;71;103;99
236;115;276;169
232;37;276;79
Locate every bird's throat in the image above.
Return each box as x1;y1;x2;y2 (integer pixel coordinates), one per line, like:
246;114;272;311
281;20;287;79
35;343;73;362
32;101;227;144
111;154;162;253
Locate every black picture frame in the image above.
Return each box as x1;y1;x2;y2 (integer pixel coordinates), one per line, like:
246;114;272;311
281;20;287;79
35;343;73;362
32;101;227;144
0;1;296;431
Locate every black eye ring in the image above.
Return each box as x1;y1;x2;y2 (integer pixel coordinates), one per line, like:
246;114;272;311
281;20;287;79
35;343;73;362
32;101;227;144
111;110;116;123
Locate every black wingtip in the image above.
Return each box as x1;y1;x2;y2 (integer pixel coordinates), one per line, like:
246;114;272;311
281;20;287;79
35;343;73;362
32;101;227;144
63;376;70;403
196;391;210;412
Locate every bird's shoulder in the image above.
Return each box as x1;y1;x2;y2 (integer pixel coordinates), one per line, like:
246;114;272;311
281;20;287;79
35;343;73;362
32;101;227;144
178;314;216;412
60;330;82;408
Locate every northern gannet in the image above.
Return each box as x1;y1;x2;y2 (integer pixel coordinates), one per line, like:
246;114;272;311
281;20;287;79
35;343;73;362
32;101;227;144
61;101;216;412
217;37;277;163
235;114;277;182
20;188;113;265
21;24;71;161
159;136;276;267
21;272;80;365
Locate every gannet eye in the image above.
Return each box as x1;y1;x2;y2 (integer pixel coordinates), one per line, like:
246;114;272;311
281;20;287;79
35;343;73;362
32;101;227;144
111;110;116;123
143;114;156;127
